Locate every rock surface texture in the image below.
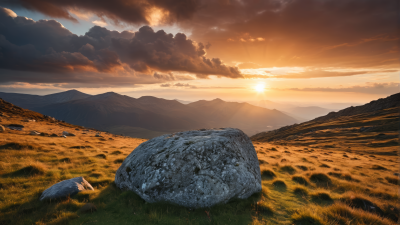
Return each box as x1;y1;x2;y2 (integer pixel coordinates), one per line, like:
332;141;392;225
40;177;94;201
115;128;261;208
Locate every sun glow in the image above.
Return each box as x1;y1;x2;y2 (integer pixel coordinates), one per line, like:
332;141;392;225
254;83;265;93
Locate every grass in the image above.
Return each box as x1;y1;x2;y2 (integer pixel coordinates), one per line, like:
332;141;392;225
310;191;333;205
384;176;399;185
291;206;325;225
261;169;276;179
292;175;309;186
293;186;308;196
309;173;332;186
279;165;296;174
1;106;399;225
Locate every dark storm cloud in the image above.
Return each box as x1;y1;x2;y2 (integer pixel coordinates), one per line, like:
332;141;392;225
2;0;397;69
0;7;241;85
1;0;199;25
182;0;398;69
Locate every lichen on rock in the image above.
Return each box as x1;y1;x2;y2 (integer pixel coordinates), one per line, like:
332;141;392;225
115;128;261;208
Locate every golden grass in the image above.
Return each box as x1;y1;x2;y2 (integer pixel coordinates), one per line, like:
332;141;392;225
0;111;399;224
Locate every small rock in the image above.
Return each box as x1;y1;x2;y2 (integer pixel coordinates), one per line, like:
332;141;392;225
95;133;102;137
62;131;76;136
40;177;94;201
50;133;58;137
30;130;40;135
0;125;5;132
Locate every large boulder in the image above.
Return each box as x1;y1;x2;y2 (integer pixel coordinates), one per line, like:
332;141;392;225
115;128;261;208
40;177;94;201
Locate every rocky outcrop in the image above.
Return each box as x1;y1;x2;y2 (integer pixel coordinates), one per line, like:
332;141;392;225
115;128;261;208
40;177;94;201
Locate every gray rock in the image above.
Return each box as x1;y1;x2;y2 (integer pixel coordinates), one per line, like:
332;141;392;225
40;177;94;201
115;128;261;208
62;131;76;136
30;130;40;135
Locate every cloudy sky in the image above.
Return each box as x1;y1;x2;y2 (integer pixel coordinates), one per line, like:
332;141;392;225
0;0;398;104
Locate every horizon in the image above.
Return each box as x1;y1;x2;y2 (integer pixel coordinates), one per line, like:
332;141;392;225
0;88;371;108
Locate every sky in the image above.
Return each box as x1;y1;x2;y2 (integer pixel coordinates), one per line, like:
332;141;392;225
0;0;398;105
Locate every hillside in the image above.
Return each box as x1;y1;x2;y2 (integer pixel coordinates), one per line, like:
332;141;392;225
0;97;399;225
0;91;298;138
251;93;400;153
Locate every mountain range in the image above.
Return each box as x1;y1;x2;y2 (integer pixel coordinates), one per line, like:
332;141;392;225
0;90;297;138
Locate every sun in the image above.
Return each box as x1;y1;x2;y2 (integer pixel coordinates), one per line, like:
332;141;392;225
254;83;265;93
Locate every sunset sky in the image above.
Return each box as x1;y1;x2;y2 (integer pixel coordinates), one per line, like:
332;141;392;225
0;0;398;104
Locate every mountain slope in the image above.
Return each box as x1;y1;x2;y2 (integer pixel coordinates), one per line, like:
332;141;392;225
0;90;91;109
251;93;399;153
188;99;297;135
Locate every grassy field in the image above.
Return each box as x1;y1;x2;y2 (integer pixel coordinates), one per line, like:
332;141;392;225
0;103;399;224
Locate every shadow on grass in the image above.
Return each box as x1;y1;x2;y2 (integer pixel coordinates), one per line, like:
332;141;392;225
68;182;266;225
310;192;334;206
2;165;46;178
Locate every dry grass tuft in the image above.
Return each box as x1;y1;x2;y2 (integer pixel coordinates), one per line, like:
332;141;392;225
256;200;274;215
310;173;332;186
114;158;124;164
95;154;107;159
324;202;393;225
7;163;47;177
311;191;333;204
340;193;383;215
291;207;325;225
0;142;41;150
292;175;309;186
385;176;399;185
371;165;387;170
319;163;330;168
111;150;123;155
280;165;296;174
261;169;276;179
272;179;287;189
295;165;308;171
293;186;309;196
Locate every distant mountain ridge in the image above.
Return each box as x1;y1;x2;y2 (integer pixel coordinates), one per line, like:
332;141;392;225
0;90;298;138
0;90;91;109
